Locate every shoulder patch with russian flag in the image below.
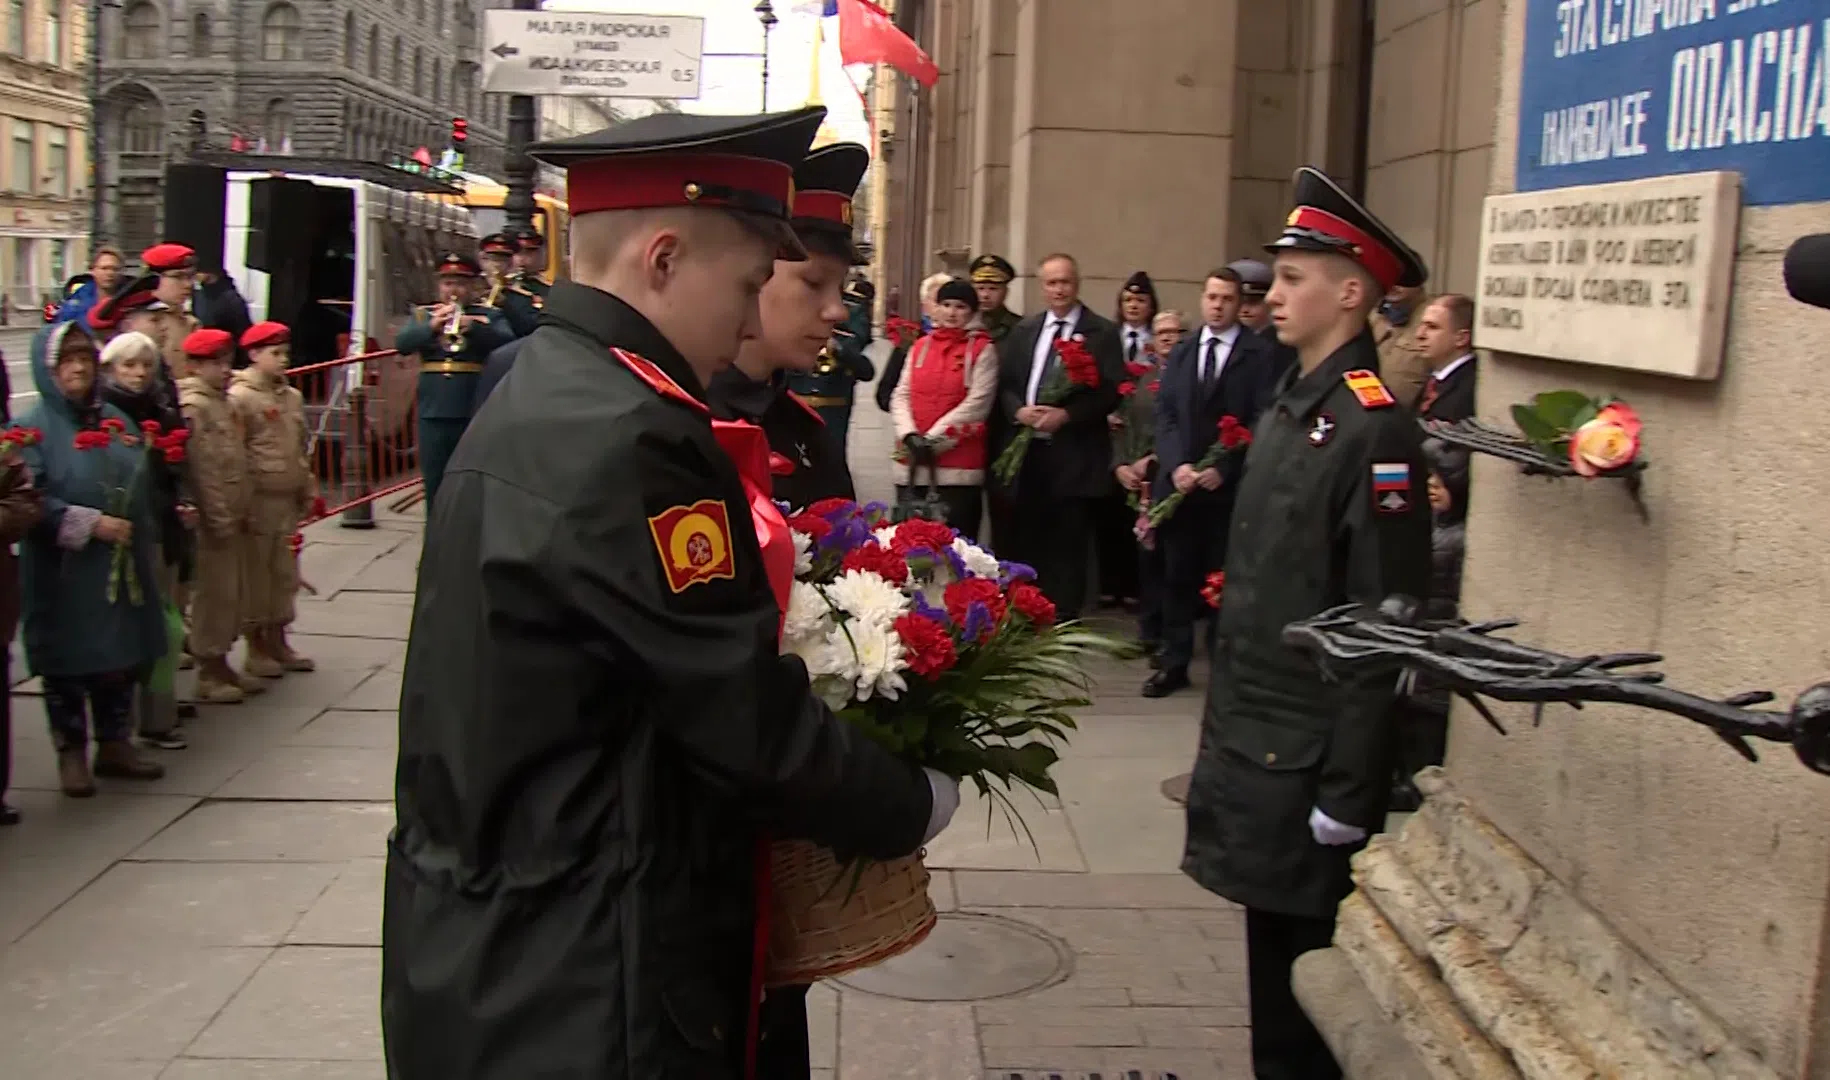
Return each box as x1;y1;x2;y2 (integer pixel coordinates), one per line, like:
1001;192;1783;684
1343;369;1395;409
1372;462;1411;514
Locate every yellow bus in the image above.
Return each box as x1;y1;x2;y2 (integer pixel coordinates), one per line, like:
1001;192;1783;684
439;172;570;281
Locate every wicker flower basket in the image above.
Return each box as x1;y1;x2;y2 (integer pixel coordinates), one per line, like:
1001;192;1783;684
764;838;937;987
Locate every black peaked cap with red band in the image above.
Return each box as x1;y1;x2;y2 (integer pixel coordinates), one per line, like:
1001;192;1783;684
437;252;482;277
792;142;869;265
1266;166;1428;292
87;272;161;331
479;233;516;257
528;105;827;262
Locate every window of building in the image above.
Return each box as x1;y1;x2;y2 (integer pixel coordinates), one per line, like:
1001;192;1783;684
343;11;355;68
12;238;36;298
51;240;68;285
432;59;442;103
47;2;65;64
262;3;303;61
6;0;24;57
119;193;158;253
122;2;161;60
263;98;293;154
117;94;164;154
45;127;67;195
414;48;425;97
10;122;33;193
191;12;209;58
392;37;402;85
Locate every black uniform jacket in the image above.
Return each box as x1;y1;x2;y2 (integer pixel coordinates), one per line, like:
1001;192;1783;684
471;336;523;412
1181;329;1431;920
708;365;856;512
382;282;933;1080
990;306;1125;499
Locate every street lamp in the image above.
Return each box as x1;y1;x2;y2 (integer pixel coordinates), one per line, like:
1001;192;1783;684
502;0;540;235
755;1;777;111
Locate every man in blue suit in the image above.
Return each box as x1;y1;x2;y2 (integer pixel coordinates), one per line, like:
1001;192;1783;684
1145;266;1277;697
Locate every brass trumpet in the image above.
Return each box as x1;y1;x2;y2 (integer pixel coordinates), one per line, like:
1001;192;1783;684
441;305;468;352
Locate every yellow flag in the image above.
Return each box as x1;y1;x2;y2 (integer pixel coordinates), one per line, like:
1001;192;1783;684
806;15;825;108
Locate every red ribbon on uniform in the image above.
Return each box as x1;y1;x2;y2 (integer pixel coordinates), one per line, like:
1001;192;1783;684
708;418;793;1080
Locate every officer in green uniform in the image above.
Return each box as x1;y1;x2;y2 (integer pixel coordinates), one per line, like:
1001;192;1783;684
784;274;875;452
969;253;1020;344
478;233;516;289
382;105;952;1080
494;226;551;340
1181;167;1433;1080
394;252;512;502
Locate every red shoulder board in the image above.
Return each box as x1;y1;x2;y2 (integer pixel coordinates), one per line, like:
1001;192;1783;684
610;348;708;416
1343;369;1395;409
786;391;827;426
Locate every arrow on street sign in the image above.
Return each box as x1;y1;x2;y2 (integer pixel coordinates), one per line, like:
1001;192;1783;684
481;11;704;100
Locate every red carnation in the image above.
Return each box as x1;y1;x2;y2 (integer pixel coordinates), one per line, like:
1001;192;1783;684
162;445;188;465
73;430;106;450
1056;339;1100;388
840;541;910;585
6;427;41;447
1117;380;1136;397
1218;415;1251;450
894;612;958;677
1124;360;1153;378
139;419;162;437
806;497;855;518
1146;378;1161;395
943;576;1006;630
1201;571;1226;609
99;417;126;434
889;518;954;557
167;427;191;444
1008;581;1056;626
786;511;833;541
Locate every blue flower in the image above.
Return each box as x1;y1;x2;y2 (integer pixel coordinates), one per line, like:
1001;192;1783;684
940;545;967;580
912;592;949;625
861;500;891;524
962;600;993;642
999;560;1038;585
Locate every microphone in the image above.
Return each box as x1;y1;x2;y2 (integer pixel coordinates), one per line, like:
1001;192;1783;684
1783;234;1830;310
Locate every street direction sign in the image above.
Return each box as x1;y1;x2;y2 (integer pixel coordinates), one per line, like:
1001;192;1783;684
481;11;704;99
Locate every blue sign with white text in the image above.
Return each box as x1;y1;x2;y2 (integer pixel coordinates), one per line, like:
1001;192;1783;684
1518;0;1830;205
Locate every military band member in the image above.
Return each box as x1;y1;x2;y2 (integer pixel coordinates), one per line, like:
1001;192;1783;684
970;253;1020;344
393;253;512;503
1181;167;1433;1080
783;272;875;453
477;232;516;285
383;106;955;1080
495;227;551;339
509;226;552;292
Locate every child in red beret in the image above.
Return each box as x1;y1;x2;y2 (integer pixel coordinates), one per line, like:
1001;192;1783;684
179;327;263;704
232;321;314;675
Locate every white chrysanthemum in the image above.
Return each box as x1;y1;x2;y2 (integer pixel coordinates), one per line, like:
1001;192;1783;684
823;569;911;627
824;618;908;702
782;580;833;646
952;536;1001;580
873;525;899;546
791;529;814;575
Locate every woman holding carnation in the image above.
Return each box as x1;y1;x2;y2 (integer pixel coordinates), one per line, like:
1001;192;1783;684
889;277;997;538
707;143;868;513
15;322;167;796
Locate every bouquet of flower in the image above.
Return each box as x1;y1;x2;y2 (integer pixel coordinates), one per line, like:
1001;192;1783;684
1144;414;1252;527
69;418;190;605
1509;391;1643;477
991;337;1101;485
1118;358;1162;512
1201;570;1225;609
781;497;1125;799
884;315;921;348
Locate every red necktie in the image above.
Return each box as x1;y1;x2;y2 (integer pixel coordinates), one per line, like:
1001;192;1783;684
1419;377;1441;414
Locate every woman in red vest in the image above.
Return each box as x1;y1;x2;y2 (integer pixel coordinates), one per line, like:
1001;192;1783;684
889;277;998;539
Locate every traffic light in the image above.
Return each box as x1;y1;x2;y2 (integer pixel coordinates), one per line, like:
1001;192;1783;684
451;117;467;150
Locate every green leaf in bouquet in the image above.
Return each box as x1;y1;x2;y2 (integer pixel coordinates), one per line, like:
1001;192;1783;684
1510;402;1563;445
1529;390;1592;431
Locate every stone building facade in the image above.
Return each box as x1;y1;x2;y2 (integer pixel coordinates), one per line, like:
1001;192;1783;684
94;0;516;253
0;0;91;322
883;1;1830;1077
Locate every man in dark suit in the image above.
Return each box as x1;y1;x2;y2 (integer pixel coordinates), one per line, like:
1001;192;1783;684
992;253;1123;620
1146;267;1276;697
1411;292;1478;423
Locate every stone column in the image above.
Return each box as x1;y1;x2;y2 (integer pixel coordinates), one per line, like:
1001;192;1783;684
1004;0;1240;315
966;0;1018;273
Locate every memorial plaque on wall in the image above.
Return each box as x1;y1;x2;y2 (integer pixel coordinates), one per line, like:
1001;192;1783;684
1474;170;1739;380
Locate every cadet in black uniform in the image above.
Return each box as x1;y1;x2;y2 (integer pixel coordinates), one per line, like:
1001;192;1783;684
496;226;551;339
783;276;874;453
382;107;956;1080
708;142;870;514
393;252;512;503
1181;167;1433;1080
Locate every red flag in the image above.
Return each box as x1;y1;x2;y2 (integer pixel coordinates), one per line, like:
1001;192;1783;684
837;0;937;88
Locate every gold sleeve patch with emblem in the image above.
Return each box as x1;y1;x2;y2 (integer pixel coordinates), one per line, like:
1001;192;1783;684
648;499;737;593
1343;369;1396;409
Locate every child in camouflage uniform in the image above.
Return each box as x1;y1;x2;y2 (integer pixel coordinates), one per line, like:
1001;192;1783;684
231;322;315;677
178;329;263;704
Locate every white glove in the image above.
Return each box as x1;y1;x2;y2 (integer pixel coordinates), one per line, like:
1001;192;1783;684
921;768;961;845
1308;806;1367;847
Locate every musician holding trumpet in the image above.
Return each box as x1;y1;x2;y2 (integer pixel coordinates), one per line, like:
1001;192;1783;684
394;252;513;503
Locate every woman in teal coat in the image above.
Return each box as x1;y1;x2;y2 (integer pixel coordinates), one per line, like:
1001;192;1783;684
15;321;168;795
